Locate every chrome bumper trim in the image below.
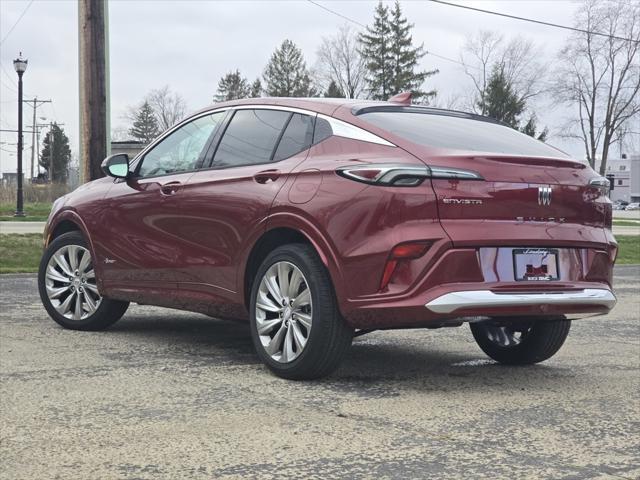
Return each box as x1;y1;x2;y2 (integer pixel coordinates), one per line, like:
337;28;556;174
425;289;617;314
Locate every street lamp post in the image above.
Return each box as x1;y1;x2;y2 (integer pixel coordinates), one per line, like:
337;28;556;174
13;53;28;217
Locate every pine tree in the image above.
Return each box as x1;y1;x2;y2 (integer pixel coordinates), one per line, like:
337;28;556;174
481;66;525;129
481;66;548;141
39;123;71;183
215;69;251;102
325;80;345;98
263;39;313;97
250;78;262;98
521;115;548;142
358;2;393;100
389;1;437;102
129;101;160;144
359;1;437;101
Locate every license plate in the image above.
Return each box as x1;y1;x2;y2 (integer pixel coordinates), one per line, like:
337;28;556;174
513;248;559;281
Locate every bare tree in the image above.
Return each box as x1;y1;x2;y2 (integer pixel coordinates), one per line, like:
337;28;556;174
460;30;547;115
316;25;367;99
553;0;639;173
146;85;187;131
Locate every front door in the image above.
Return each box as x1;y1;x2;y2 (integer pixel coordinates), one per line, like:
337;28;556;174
96;111;227;295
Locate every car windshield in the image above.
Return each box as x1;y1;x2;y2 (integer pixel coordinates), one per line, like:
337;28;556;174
358;110;569;158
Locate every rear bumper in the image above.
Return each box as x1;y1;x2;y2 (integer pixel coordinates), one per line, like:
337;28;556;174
425;288;616;314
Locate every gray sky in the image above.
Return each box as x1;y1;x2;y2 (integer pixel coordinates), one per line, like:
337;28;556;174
0;0;626;175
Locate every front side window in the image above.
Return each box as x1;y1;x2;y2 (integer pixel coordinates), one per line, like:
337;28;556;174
212;109;291;168
137;112;224;177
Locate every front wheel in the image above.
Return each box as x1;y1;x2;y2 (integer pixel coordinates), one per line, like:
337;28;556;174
470;317;571;365
38;231;129;331
249;244;353;380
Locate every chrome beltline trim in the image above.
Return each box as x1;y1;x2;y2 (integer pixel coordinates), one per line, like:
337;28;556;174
425;289;617;314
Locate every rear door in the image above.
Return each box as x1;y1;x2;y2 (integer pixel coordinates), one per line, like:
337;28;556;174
176;108;316;298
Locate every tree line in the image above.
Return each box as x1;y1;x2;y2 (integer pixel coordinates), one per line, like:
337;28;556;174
123;0;638;175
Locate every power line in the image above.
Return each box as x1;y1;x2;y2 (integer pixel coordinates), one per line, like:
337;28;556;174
0;0;35;46
306;0;366;28
429;0;640;44
305;0;476;70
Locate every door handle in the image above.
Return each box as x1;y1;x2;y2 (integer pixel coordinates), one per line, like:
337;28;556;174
253;169;281;184
160;181;182;196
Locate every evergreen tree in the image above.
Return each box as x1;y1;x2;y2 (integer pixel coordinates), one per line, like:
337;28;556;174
250;78;262;98
389;1;437;101
481;66;548;141
39;123;71;183
263;39;313;97
215;69;251;102
481;66;525;129
325;80;345;98
521;115;548;142
359;1;437;101
129;101;160;144
358;2;393;100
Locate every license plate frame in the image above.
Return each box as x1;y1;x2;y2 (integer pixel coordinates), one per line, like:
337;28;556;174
512;248;560;281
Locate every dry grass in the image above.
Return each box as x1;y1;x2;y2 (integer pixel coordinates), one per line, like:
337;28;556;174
0;184;70;204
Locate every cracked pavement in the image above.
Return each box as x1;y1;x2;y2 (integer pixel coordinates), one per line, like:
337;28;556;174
1;267;638;479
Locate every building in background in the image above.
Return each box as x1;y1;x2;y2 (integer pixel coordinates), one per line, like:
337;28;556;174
111;140;146;159
1;172;25;185
598;154;639;203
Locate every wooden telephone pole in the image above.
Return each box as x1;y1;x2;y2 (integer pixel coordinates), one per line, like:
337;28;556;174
78;0;110;183
23;97;52;181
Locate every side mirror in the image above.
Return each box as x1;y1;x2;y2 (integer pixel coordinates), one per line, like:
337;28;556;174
101;154;130;179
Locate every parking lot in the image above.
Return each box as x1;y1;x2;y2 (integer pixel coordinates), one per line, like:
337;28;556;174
1;267;638;479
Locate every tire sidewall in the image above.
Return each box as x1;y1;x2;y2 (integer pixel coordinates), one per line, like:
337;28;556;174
249;245;336;376
38;232;111;330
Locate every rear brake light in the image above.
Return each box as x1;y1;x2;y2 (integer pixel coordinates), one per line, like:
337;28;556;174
337;164;483;186
589;177;611;197
380;241;431;290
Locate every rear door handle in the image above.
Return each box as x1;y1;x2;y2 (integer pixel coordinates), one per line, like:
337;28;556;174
253;169;281;184
160;181;182;196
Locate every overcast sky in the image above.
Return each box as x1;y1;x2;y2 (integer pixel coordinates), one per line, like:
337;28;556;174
0;0;631;175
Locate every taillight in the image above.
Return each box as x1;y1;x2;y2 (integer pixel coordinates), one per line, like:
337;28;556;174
380;241;431;291
589;176;611;197
336;163;483;186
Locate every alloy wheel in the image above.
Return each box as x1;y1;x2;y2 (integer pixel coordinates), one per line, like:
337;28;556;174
483;324;532;347
45;245;101;320
255;261;312;363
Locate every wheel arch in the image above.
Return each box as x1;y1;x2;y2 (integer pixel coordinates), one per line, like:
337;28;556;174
242;223;343;311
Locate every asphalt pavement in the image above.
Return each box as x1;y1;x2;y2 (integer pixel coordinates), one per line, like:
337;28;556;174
1;268;639;479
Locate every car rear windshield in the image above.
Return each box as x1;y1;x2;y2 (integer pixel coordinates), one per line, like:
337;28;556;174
358;110;568;158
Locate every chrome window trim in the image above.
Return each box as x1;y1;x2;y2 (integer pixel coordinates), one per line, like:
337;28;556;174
317;114;396;147
132;104;396;169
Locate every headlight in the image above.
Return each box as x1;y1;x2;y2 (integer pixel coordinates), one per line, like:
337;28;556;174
589;177;611;197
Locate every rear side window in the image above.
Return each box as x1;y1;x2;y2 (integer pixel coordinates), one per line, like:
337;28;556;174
212;109;290;168
359;111;568;158
273;114;314;161
313;117;332;144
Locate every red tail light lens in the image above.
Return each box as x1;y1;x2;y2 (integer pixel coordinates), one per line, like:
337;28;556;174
380;241;431;290
337;164;483;186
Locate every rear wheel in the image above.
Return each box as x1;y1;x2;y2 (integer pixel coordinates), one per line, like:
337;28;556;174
470;317;571;365
38;231;129;331
249;244;353;380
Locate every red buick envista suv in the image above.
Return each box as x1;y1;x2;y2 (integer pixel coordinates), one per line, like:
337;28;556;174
38;96;617;379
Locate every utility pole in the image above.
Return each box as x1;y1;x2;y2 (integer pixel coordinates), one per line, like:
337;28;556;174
23;97;52;182
78;0;110;183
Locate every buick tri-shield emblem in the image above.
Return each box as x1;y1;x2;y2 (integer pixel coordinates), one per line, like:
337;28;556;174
538;186;552;206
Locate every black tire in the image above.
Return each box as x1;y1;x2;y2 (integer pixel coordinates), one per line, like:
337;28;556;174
38;231;129;331
470;317;571;365
249;244;353;380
